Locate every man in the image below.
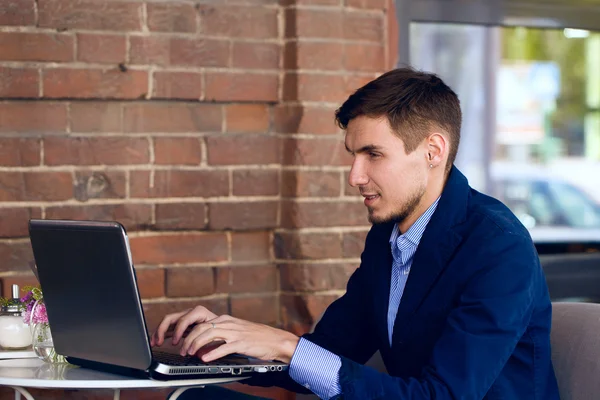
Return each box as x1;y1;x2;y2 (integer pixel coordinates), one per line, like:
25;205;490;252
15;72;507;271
152;68;560;399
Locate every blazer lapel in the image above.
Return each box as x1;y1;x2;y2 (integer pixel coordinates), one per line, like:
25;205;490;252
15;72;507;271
391;166;471;341
373;223;394;352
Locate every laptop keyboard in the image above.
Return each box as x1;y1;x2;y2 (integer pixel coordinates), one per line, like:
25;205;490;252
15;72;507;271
152;350;246;366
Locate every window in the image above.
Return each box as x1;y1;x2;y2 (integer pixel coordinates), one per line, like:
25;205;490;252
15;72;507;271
398;0;600;245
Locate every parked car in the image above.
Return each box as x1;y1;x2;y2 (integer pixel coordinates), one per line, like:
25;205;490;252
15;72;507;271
489;164;600;246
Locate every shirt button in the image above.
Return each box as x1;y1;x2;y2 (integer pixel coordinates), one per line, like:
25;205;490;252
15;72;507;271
304;383;310;389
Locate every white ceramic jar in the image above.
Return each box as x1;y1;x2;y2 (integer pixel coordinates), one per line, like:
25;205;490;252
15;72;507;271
0;285;32;350
0;305;32;350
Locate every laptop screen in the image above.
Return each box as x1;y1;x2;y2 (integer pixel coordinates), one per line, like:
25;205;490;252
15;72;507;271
29;219;153;371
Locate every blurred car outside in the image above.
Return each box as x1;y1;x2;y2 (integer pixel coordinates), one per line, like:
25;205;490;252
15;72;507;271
489;163;600;244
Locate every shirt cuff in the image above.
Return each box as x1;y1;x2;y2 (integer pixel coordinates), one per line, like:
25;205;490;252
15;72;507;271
288;338;342;400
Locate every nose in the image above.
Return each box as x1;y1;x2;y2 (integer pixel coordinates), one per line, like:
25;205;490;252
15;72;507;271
348;159;368;187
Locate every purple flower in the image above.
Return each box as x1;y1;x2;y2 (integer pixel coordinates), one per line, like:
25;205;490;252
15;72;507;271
20;292;33;304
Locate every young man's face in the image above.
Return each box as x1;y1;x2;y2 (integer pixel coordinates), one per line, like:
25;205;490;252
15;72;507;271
345;116;429;225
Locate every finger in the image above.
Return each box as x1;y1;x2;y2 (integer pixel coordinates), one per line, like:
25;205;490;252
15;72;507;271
194;340;226;358
172;306;213;344
153;310;190;346
180;322;217;356
201;341;241;362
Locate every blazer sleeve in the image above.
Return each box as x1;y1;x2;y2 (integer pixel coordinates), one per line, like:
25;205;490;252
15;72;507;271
333;233;542;400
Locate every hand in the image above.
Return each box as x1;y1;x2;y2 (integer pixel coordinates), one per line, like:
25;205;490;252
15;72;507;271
180;314;300;364
151;305;218;347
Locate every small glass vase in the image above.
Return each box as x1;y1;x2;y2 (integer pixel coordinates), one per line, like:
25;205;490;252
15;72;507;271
31;323;67;364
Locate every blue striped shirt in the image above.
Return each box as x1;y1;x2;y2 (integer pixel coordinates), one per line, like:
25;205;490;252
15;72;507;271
288;198;440;399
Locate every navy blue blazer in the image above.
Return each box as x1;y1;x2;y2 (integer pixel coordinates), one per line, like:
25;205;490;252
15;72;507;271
252;166;560;399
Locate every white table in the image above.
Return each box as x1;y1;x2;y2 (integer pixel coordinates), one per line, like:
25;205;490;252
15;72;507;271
0;358;247;400
0;349;37;360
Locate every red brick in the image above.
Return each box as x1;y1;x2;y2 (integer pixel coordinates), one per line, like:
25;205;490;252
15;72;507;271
165;267;214;297
147;2;197;33
205;72;279;102
22;172;73;201
130;170;229;198
346;0;386;8
281;170;340;197
344;43;384;72
135;268;165;299
280;263;357;291
0;240;34;272
230;295;277;325
38;0;142;31
282;137;352;166
216;265;277;294
282;0;338;4
43;68;148;99
129;36;170;66
225;104;270;134
198;5;278;39
44;137;149;165
286;8;343;39
345;74;377;93
342;230;368;257
0;171;72;202
0;207;41;238
284;42;343;71
280;293;339;335
343;12;383;42
69;102;122;133
206;135;281;165
0;102;67;134
232;42;280;70
130;232;228;265
232;169;279;196
0;0;35;26
45;204;152;231
280;200;367;228
208;201;278;230
1;274;38;298
283;72;347;102
123;103;222;133
155;203;207;230
154;137;202;165
273;104;338;135
73;170;126;201
0;67;38;98
152;71;203;100
169;38;229;67
0;32;74;62
76;33;126;64
0;138;40;166
231;231;271;262
143;298;228;333
275;232;342;260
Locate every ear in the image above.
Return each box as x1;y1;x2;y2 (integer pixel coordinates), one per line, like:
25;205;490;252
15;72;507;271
425;132;447;169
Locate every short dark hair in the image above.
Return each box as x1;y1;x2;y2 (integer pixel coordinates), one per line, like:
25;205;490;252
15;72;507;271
335;67;462;172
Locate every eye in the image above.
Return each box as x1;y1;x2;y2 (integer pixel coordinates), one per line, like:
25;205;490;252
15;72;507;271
368;152;380;159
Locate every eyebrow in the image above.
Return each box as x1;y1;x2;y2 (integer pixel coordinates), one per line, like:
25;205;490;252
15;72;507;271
344;143;382;154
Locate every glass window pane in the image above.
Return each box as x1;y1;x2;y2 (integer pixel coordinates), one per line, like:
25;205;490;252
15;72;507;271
410;23;600;242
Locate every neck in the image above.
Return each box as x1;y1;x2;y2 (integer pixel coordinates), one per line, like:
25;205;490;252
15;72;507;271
397;171;446;234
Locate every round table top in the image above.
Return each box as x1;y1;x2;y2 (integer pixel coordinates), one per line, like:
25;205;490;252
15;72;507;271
0;358;246;389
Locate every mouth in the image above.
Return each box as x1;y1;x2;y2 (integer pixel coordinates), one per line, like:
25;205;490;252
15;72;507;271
362;194;380;207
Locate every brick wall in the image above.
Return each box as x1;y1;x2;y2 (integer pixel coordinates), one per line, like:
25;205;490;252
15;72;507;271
0;0;393;398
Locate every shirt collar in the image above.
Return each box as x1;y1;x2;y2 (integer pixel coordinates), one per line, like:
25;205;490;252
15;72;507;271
389;196;441;248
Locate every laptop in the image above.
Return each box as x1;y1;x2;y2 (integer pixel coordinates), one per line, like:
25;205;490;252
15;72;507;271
28;219;288;380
